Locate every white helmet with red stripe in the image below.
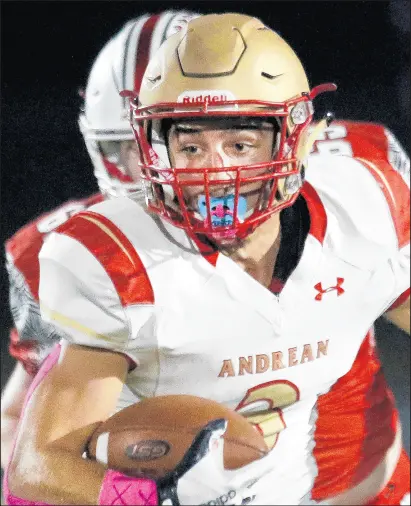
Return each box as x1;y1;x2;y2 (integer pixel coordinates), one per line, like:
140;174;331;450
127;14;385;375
79;11;199;199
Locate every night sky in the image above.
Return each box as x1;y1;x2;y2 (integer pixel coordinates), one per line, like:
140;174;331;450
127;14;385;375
1;1;409;448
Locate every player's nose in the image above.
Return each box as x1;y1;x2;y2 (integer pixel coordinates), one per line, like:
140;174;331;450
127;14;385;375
206;150;236;182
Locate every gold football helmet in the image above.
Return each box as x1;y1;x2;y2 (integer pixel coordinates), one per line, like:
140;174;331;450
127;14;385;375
122;13;336;239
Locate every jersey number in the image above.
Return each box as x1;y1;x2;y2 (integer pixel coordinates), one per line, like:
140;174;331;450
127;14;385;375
310;124;353;157
235;380;299;449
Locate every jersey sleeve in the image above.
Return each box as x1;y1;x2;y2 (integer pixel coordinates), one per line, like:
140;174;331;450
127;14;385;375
356;142;410;312
310;120;410;175
328;121;410;310
309;125;410;314
38;233;131;353
38;211;155;362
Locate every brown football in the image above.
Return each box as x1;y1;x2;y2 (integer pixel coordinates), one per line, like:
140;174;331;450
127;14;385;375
87;394;268;479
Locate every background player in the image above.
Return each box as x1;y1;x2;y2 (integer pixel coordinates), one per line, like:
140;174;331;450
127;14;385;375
0;9;199;470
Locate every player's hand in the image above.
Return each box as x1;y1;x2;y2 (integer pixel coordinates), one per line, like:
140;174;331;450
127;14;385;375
156;419;273;506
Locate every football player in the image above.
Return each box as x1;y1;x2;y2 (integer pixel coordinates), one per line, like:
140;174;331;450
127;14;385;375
4;13;410;506
0;9;199;470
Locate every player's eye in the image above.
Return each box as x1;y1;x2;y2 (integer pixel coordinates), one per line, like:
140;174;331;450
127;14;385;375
181;145;200;154
233;142;253;153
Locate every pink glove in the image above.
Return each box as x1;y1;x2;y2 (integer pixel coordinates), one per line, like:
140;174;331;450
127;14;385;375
99;470;158;505
4;471;157;506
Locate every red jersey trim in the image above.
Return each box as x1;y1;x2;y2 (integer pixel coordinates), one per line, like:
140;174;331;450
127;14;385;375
357;158;410;249
312;330;397;499
56;211;154;306
191;235;219;267
300;182;328;244
8;328;40;376
269;277;284;294
5;194;104;301
388;287;410;311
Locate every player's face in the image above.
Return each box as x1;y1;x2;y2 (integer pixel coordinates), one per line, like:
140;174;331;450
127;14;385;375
119;140;140;174
167;118;275;213
100;140;141;182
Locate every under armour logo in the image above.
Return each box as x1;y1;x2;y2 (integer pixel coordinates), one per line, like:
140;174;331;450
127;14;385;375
314;278;345;301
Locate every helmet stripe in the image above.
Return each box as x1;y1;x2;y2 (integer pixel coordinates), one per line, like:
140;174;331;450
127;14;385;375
121;16;149;110
160;12;178;46
134;14;161;94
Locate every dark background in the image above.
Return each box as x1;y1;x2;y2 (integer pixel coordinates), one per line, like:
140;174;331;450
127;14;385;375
1;0;410;455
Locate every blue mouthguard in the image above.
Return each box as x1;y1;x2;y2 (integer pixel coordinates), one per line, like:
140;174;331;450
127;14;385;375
197;195;247;227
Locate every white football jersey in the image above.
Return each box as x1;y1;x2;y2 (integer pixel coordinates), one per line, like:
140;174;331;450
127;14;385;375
38;154;410;504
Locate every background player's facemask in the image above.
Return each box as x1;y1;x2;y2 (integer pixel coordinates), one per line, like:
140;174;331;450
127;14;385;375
99;141;141;185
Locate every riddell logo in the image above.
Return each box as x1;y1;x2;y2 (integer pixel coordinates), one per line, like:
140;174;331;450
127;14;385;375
177;90;237;105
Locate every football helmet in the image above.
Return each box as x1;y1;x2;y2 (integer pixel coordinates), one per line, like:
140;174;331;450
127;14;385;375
123;13;337;240
78;10;199;199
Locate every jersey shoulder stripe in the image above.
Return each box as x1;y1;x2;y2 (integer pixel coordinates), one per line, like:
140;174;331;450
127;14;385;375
5;194;103;301
56;210;154;306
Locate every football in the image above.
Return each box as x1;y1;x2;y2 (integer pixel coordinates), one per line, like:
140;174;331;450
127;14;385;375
87;394;268;479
